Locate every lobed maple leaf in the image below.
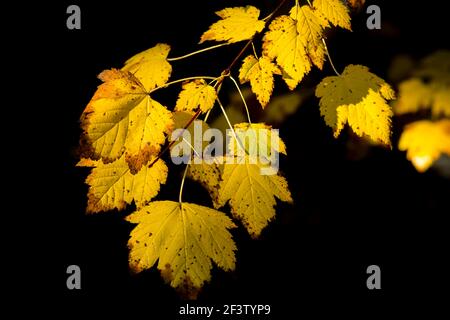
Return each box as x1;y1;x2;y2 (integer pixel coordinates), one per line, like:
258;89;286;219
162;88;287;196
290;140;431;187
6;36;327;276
175;79;217;113
200;6;265;44
216;123;292;238
315;64;395;146
239;55;280;108
82;156;168;213
121;43;172;91
313;0;351;30
126;201;236;298
81;67;174;172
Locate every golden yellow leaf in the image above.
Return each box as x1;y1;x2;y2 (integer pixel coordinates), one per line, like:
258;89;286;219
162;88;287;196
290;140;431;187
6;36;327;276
399;120;450;172
85;156;168;213
315;64;395;146
81;69;174;172
175;79;217;113
126;201;236;298
313;0;351;30
200;6;265;44
239;55;280;108
217;156;292;238
122;43;172;91
263;4;328;89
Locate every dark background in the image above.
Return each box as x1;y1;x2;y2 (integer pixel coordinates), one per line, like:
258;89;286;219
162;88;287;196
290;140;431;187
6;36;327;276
19;0;449;316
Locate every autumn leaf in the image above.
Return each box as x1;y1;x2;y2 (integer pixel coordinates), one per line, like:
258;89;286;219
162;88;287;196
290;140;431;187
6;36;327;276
313;0;351;30
122;43;172;91
315;64;395;146
399;119;450;172
126;201;236;298
263;4;328;89
80;69;174;172
217;156;292;238
85;156;168;213
216;123;292;237
175;79;217;113
200;6;265;44
239;55;280;108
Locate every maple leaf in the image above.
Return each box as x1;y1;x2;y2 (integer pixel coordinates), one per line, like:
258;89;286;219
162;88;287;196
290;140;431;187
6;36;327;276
121;43;172;91
398;119;450;172
80;69;174;172
313;0;351;30
126;201;236;298
263;4;328;89
200;6;265;44
217;157;292;238
216;123;292;237
239;55;280;108
175;79;217;113
315;64;395;146
84;156;168;213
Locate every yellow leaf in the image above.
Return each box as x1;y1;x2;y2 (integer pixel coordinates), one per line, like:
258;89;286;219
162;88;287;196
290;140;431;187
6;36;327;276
399;120;450;172
313;0;351;30
200;6;265;44
239;55;280;108
85;156;168;213
315;64;395;146
122;43;172;91
81;69;174;172
263;4;327;89
175;79;217;113
217;156;292;238
126;201;236;298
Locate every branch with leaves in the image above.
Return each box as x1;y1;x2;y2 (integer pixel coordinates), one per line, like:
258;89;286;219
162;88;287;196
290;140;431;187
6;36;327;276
77;0;396;298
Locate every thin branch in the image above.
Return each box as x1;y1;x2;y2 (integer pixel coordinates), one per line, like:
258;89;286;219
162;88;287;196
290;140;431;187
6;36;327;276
167;43;229;62
148;76;218;94
228;75;252;124
262;0;289;21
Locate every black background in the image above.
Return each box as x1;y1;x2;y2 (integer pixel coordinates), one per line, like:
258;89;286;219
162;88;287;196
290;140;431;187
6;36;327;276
16;0;449;316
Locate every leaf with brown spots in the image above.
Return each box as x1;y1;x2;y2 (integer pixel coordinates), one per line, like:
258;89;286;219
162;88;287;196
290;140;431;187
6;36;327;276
80;69;174;170
85;156;168;213
239;55;281;108
126;201;236;298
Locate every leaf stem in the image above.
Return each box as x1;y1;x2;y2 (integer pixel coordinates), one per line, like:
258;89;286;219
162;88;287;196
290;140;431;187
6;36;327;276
228;75;252;124
178;164;189;205
148;76;218;94
216;96;246;154
322;39;341;76
167;43;230;62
